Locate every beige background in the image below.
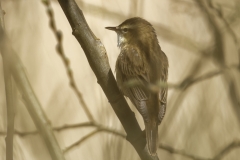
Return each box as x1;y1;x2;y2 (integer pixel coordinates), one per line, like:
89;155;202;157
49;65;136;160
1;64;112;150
0;0;239;160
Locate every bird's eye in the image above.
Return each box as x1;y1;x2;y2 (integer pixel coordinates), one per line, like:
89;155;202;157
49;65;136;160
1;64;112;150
122;28;128;33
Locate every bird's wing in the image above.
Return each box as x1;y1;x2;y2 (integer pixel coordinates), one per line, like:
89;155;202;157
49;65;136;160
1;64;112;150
116;46;150;121
158;51;168;124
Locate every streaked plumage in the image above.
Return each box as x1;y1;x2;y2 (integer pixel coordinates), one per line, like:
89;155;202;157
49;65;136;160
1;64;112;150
106;17;168;156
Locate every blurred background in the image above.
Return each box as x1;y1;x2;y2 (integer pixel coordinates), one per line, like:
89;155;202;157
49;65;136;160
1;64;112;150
0;0;240;160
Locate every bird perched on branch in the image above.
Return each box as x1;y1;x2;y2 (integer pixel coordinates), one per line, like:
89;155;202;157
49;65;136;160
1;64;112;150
106;17;168;156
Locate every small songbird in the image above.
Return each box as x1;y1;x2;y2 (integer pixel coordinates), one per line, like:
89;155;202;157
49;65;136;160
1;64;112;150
106;17;168;156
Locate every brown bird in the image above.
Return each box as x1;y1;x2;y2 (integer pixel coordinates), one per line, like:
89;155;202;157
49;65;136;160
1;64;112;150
106;17;168;156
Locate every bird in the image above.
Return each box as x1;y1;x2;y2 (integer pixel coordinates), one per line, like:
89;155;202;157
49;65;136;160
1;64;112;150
105;17;168;156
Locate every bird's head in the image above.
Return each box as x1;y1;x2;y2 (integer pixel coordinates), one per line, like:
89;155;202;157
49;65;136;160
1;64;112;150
106;17;157;48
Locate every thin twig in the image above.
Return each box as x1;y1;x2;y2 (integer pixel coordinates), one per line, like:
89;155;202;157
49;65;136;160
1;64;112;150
214;141;240;160
178;64;238;90
208;0;240;70
63;129;101;153
124;64;238;92
159;143;210;160
0;122;126;138
41;0;95;122
195;0;240;126
63;127;125;153
159;140;240;160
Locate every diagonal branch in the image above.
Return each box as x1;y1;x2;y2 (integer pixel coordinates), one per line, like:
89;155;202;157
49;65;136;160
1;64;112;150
63;129;101;153
63;128;126;153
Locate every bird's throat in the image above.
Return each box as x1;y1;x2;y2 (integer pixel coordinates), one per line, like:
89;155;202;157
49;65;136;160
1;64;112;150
117;34;126;48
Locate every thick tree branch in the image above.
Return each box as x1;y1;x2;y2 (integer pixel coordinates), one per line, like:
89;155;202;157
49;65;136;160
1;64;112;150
0;15;66;160
57;0;157;159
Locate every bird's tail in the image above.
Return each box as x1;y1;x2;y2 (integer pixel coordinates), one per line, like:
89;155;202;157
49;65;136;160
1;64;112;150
145;119;158;156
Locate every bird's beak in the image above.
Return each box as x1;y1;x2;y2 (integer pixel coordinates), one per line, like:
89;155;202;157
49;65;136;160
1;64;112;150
105;26;118;31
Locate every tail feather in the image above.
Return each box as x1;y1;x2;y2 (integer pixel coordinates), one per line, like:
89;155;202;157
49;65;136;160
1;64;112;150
145;121;158;156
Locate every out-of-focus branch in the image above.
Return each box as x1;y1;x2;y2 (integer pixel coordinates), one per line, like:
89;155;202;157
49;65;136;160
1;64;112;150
213;140;240;160
0;1;4;28
195;0;240;125
174;64;238;90
0;122;126;138
208;0;240;69
63;127;126;153
57;0;158;159
159;140;240;160
41;0;94;122
0;15;66;160
1;3;16;160
195;0;225;65
159;143;209;160
125;64;238;94
63;129;101;153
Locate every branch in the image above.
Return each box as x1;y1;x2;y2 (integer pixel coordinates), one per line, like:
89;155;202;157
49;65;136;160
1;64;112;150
63;127;126;153
41;0;94;122
195;0;225;64
0;122;126;138
63;129;101;153
0;14;66;160
213;140;240;160
195;0;240;125
125;64;238;93
0;2;16;160
176;64;238;90
57;0;157;159
159;140;240;160
159;143;209;160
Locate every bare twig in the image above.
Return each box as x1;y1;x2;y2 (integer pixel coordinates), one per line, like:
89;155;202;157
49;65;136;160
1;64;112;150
195;0;225;64
195;0;240;126
159;143;209;160
63;129;101;153
213;140;240;160
125;64;238;92
176;64;238;90
0;122;125;138
208;0;240;69
63;127;126;153
0;17;66;160
159;140;240;160
41;0;94;122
